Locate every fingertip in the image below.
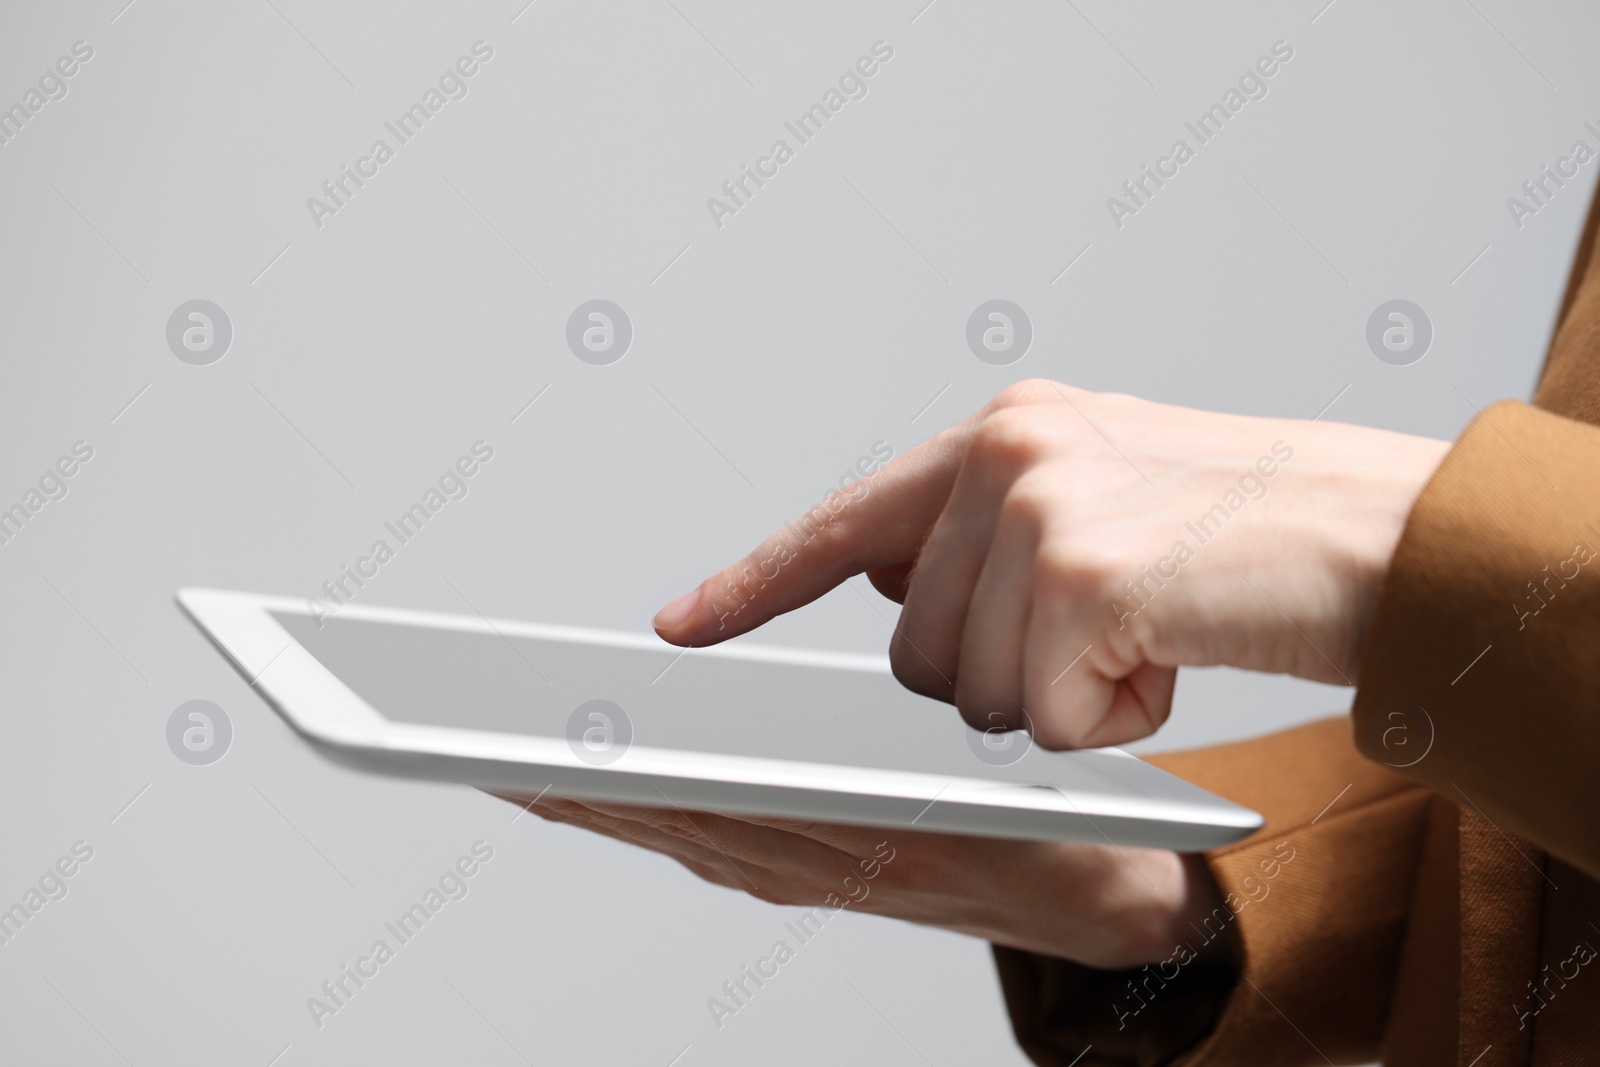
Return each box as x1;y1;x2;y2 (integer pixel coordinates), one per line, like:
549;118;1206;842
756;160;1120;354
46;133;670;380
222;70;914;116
652;586;701;641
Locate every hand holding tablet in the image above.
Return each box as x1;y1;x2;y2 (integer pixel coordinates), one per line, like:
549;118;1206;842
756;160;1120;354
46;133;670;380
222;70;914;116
182;379;1448;970
179;581;1252;968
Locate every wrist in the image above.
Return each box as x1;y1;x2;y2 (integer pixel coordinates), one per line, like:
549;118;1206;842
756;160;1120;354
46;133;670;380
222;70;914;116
1115;850;1233;969
1336;431;1451;680
1079;847;1221;971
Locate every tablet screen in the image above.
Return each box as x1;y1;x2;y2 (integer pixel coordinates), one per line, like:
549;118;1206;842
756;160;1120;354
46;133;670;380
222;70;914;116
271;611;1154;797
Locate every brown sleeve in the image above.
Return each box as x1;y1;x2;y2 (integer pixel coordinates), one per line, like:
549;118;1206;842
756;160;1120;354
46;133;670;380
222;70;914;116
995;183;1600;1066
1349;398;1600;881
995;716;1434;1066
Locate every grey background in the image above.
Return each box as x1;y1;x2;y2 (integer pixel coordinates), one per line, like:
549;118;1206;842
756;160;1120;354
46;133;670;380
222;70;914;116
0;0;1594;1063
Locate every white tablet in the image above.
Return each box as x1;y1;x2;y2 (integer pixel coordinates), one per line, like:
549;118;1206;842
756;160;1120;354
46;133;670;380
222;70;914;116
177;588;1262;850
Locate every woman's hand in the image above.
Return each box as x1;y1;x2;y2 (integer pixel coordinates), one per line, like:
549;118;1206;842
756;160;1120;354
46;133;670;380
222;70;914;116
652;380;1449;749
492;791;1229;971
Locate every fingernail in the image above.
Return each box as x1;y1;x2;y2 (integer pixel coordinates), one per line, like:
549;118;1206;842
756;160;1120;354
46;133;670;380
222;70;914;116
653;587;700;631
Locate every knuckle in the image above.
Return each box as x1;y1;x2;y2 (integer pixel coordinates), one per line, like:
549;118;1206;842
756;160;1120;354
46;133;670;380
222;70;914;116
953;689;1021;735
1034;537;1122;601
950;682;983;725
1086;389;1137;416
888;641;915;686
1029;713;1092;751
970;408;1058;474
992;378;1063;409
889;640;953;701
999;467;1064;529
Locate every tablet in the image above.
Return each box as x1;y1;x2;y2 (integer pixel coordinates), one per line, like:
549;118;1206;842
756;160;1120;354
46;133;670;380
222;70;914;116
177;588;1262;850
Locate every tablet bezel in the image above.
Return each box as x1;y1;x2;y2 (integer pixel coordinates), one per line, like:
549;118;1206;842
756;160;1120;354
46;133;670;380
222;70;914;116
177;587;1264;850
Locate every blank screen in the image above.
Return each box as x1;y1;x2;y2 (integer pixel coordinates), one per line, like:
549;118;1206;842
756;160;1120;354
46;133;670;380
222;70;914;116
273;612;1154;797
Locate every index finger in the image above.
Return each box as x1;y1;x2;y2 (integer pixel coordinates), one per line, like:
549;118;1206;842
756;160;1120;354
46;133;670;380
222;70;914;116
651;426;969;647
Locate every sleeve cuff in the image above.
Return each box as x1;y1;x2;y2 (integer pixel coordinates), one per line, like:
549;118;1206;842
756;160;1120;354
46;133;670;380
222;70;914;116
1350;400;1600;878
